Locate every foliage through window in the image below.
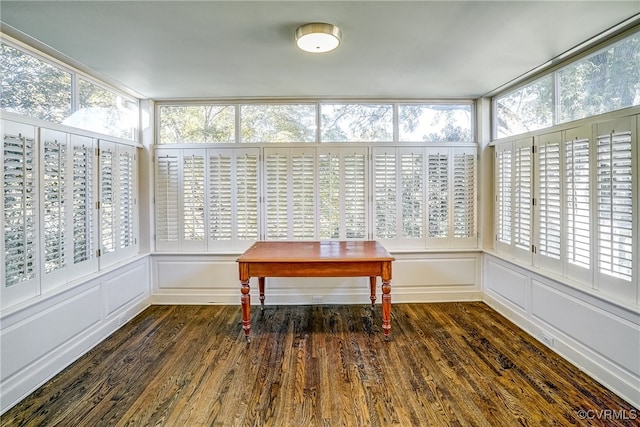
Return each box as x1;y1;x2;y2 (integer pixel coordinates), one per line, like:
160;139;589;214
494;30;640;138
1;39;139;141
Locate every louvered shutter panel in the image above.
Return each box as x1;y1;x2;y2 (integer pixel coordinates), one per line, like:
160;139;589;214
69;134;98;279
234;149;259;248
100;143;116;255
291;149;316;240
2;120;39;307
209;150;233;243
534;132;562;272
318;151;340;239
155;151;180;251
452;148;477;246
514;140;532;252
564;127;592;282
318;148;367;240
427;150;449;240
265;149;290;240
182;150;206;250
495;144;512;250
373;149;397;240
401;149;424;239
118;146;135;249
343;150;366;239
40;129;69;288
596;118;635;299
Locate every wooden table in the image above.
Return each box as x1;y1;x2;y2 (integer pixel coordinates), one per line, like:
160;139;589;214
237;241;394;342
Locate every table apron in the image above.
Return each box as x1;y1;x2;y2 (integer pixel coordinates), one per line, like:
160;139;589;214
241;261;391;280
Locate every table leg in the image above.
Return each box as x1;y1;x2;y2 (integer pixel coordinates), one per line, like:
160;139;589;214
241;279;251;343
259;277;265;311
382;279;391;340
369;276;377;307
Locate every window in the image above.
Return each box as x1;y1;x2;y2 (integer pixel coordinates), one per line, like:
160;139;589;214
559;32;640;123
158;105;235;144
321;103;393;142
241;104;316;143
494;29;640;139
1;39;139;142
495;113;637;304
1;41;72;123
64;78;138;140
399;104;473;142
494;76;553;139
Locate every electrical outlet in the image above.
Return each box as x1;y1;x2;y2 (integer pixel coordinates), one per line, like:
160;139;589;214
312;295;324;303
541;333;554;347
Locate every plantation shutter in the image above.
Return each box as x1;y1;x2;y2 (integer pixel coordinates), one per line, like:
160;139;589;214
513;138;533;262
564;127;592;282
40;129;69;288
234;149;259;248
265;149;291;240
208;150;233;243
118;146;135;250
69;134;98;279
373;148;397;240
426;147;477;248
100;143;116;256
534;132;562;272
291;149;316;239
452;148;477;246
99;142;138;266
495;143;512;252
182;150;206;250
343;150;366;239
595;118;635;300
318;148;367;240
207;148;259;251
1;120;38;307
318;151;340;239
427;149;449;242
155;152;180;250
401;149;424;240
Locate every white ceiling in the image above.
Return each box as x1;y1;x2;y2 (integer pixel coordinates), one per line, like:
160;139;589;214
1;1;639;100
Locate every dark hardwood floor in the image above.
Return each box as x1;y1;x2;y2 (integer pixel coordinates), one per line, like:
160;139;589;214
1;303;636;426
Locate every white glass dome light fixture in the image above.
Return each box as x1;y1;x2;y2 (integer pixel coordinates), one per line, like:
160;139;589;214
295;23;342;53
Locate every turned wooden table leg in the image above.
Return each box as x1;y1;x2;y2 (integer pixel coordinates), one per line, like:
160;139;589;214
382;279;391;340
241;279;251;343
369;276;377;307
259;277;265;311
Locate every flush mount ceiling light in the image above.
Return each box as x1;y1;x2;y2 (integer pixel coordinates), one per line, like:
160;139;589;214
295;22;342;53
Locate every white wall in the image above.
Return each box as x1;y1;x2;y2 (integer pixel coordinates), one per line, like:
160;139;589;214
0;256;151;413
483;253;640;408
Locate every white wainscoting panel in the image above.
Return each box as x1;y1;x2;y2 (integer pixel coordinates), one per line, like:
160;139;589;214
1;256;151;415
484;258;528;312
151;252;482;305
483;253;640;408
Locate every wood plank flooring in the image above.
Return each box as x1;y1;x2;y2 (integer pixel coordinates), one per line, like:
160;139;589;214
1;303;636;426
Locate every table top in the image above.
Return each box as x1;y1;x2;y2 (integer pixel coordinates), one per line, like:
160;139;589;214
237;241;394;263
